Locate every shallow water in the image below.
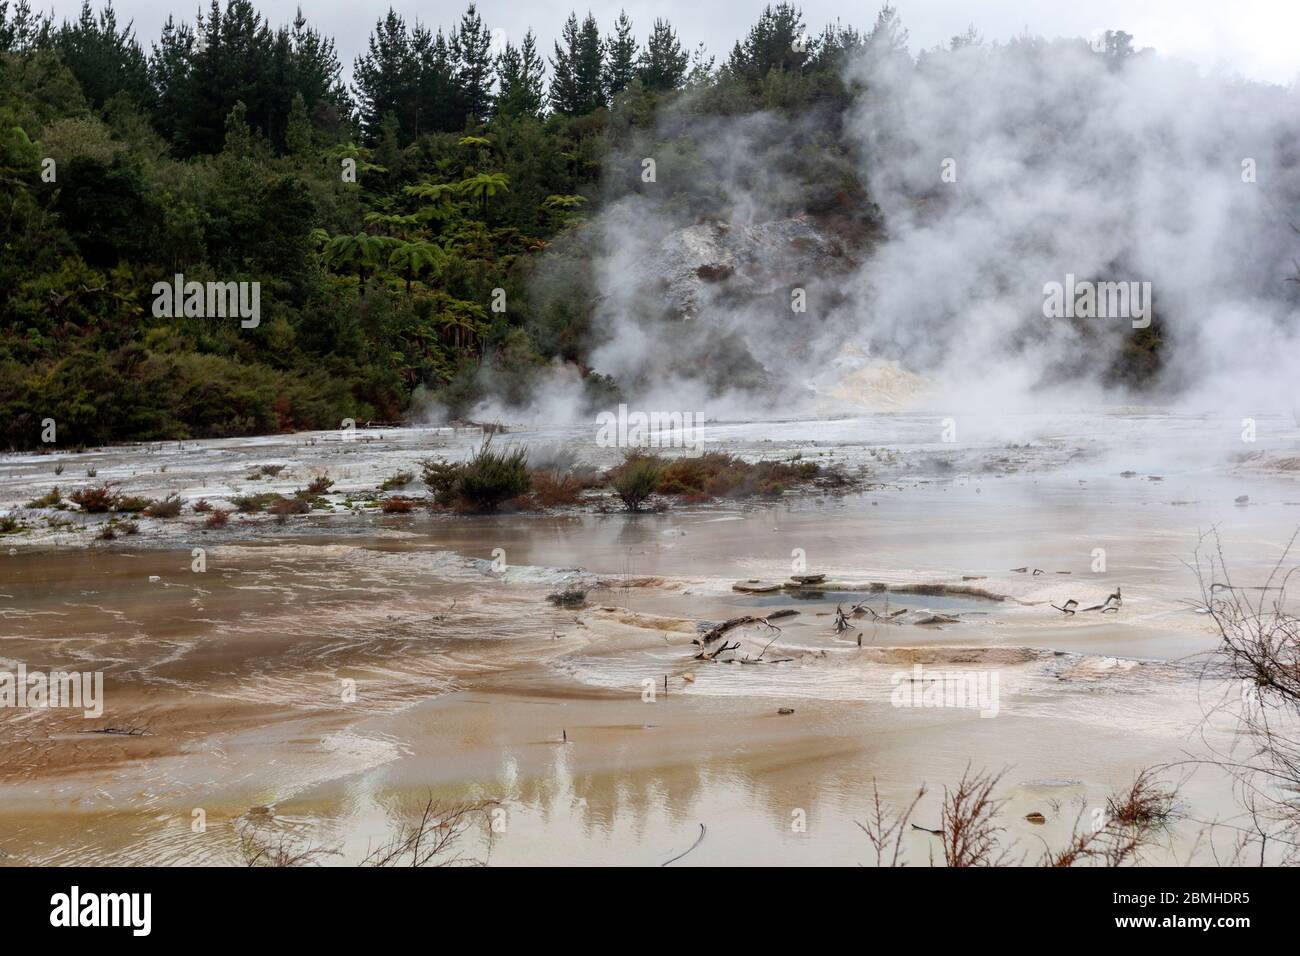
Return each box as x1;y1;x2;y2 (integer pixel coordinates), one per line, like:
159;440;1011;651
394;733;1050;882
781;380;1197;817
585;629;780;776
2;410;1298;865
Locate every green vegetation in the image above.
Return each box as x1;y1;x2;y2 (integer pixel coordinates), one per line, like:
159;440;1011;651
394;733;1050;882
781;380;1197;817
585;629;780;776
656;451;819;498
609;453;663;512
143;493;182;517
0;0;906;450
268;496;310;522
69;482;119;512
379;469;414;491
608;450;827;510
25;486;63;508
421;442;533;515
421;439;532;512
230;491;281;513
458;443;531;510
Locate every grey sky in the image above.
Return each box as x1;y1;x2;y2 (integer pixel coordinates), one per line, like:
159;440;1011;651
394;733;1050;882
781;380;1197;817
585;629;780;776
47;0;1300;85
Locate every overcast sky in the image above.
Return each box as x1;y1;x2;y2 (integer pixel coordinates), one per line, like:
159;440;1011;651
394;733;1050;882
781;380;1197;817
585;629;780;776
48;1;1300;86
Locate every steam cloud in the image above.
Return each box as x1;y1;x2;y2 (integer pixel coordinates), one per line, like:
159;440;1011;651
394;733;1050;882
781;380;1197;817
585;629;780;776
489;31;1300;425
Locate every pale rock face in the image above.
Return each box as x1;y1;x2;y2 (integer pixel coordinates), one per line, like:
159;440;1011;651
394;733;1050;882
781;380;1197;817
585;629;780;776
640;217;850;319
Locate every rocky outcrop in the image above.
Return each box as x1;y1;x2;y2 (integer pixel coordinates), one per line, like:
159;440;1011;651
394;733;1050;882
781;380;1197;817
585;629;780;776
641;217;853;318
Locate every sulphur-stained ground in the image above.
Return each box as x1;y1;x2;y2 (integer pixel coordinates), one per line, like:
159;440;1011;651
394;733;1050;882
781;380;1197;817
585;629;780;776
1;410;1299;864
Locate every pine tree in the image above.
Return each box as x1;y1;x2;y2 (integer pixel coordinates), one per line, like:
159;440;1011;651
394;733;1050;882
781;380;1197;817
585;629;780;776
574;13;605;111
603;10;636;101
149;16;196;145
636;18;687;92
285;90;311;154
352;9;417;140
550;11;604;115
496;30;545;118
548;13;581;114
866;4;909;59
0;0;52;52
727;3;812;83
451;3;493;125
55;1;152;110
417;28;460;134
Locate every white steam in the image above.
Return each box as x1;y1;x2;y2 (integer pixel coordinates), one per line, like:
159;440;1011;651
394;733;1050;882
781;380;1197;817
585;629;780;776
503;29;1300;426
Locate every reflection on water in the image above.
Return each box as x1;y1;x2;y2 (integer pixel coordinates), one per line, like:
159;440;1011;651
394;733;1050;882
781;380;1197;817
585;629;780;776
1;441;1296;864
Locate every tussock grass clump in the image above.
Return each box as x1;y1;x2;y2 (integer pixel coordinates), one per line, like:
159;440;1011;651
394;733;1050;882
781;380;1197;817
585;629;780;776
0;515;24;534
25;487;63;509
381;496;415;513
204;508;231;529
379;470;414;491
513;445;599;509
231;492;281;513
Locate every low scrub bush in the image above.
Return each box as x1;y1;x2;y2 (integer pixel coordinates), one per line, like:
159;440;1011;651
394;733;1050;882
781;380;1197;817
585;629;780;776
610;454;663;512
421;440;531;512
144;494;183;518
70;483;119;513
269;497;310;523
25;487;62;508
379;470;414;491
232;492;281;513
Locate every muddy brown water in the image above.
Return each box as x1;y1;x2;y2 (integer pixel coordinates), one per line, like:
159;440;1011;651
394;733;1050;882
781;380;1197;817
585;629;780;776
2;419;1299;865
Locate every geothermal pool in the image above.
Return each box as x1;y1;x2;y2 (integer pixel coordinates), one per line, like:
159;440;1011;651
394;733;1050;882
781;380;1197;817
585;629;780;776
2;410;1299;865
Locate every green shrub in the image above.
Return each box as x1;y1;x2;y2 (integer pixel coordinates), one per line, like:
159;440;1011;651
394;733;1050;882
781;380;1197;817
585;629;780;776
420;442;532;512
458;443;531;512
611;454;664;512
420;458;463;506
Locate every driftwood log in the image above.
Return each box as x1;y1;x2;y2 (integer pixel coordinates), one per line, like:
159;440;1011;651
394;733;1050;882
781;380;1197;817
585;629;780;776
691;614;791;663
